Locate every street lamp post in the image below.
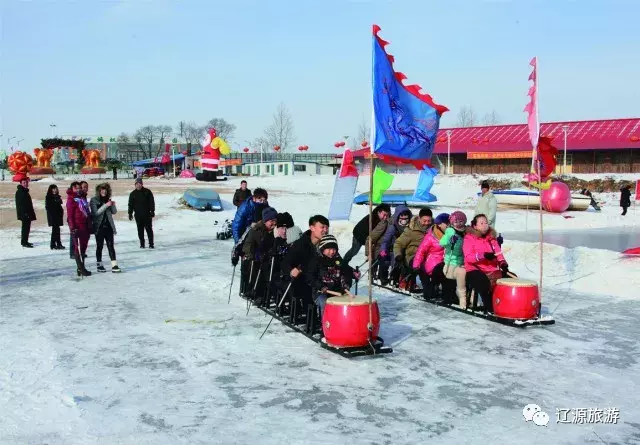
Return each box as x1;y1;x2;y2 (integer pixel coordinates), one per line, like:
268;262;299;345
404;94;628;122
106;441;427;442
562;125;569;175
8;136;16;152
50;123;57;138
446;130;452;175
17;139;24;149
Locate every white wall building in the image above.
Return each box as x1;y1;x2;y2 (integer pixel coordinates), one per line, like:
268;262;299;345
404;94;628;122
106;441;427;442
230;161;336;177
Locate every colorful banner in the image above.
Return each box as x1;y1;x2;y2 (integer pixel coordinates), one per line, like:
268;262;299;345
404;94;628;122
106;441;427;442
328;172;358;221
468;151;532;160
220;159;242;167
372;24;447;169
372;167;394;204
636;180;640;201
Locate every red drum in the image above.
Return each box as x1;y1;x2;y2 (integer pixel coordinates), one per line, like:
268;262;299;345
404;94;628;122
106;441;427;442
492;278;540;320
322;296;380;348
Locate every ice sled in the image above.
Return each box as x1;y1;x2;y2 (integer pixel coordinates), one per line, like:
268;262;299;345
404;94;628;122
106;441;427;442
183;189;223;211
486;190;591;211
353;190;436;206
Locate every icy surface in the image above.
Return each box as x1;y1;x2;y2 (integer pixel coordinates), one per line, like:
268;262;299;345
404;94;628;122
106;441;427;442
1;174;639;444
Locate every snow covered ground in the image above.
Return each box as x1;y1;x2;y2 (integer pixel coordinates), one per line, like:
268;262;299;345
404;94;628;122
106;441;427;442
1;174;639;444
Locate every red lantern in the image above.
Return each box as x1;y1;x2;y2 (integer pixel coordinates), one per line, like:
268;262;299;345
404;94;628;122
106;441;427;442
334;142;340;148
303;145;309;151
361;141;368;147
274;145;281;152
298;146;303;152
243;147;249;153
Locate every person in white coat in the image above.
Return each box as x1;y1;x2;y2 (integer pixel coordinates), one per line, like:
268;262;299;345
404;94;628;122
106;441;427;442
474;180;497;228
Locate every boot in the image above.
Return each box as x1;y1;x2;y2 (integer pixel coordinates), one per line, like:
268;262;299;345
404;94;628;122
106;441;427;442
111;260;121;273
456;287;468;310
96;262;106;273
56;243;66;250
75;254;92;277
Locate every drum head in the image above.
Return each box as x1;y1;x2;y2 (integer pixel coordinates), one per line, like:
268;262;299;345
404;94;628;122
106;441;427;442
496;278;537;287
326;296;376;306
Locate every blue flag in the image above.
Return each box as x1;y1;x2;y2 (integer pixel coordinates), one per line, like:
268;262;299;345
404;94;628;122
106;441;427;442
372;25;448;164
412;166;438;202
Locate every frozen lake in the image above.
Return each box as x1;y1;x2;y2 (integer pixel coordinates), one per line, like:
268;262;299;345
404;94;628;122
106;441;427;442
505;227;640;252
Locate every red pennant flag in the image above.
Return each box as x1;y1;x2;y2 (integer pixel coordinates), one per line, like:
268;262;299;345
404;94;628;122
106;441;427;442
339;149;359;178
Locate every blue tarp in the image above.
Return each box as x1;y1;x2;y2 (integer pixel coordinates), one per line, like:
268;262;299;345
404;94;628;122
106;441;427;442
131;154;185;167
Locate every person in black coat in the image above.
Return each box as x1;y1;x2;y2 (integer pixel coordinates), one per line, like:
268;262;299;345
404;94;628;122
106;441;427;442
14;174;36;248
620;184;632;216
45;184;65;250
304;234;356;316
128;178;155;248
342;204;391;265
281;215;330;306
232;180;252;207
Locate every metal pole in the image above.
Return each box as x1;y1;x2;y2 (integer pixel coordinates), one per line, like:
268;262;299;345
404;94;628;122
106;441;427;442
562;125;568;175
446;130;452;175
172;146;176;178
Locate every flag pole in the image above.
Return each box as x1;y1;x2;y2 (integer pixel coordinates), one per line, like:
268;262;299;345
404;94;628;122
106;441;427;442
368;153;374;342
538;158;544;317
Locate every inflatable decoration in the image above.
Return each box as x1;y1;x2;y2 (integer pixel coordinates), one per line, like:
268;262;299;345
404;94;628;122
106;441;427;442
8;151;34;181
525;136;558;189
29;147;56;175
196;128;231;182
80;149;106;174
540;181;571;213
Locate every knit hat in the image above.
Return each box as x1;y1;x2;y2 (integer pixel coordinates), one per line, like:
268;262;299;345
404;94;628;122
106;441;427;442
282;212;295;228
261;206;277;223
481;180;490;189
434;213;450;225
135;178;143;185
449;211;467;225
318;234;338;252
276;213;288;228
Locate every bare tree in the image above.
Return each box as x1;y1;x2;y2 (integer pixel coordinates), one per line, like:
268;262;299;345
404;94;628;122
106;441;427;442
115;132;130;161
184;122;203;155
206;118;236;141
482;110;500;126
357;116;370;146
264;102;295;152
177;121;186;139
134;125;159;158
155;125;173;156
456;105;477;127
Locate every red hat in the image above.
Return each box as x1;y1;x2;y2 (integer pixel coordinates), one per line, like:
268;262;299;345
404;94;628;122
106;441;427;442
13;173;29;183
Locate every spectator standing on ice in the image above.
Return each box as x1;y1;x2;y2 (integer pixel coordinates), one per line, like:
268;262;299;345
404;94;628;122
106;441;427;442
475;180;497;228
233;180;252;207
128;178;155;248
620;184;632;216
14;173;36;248
90;183;121;273
45;184;65;250
231;187;268;243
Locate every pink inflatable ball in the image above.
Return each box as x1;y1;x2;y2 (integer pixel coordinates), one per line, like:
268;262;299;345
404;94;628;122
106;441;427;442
541;182;571;213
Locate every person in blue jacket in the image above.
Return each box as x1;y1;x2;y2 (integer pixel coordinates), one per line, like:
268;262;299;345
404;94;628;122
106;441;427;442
232;187;268;243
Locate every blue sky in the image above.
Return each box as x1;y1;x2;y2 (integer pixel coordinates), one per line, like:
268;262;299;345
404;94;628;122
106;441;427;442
1;0;639;153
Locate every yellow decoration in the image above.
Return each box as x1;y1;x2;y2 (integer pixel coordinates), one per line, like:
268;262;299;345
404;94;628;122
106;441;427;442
82;149;102;169
211;137;230;156
33;148;54;168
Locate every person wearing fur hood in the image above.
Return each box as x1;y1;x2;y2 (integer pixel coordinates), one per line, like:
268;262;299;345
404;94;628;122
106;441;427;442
413;213;449;299
463;214;512;312
90;183;121;273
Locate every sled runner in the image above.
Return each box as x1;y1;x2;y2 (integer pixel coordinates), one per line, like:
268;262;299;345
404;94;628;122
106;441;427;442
245;290;392;358
371;280;555;328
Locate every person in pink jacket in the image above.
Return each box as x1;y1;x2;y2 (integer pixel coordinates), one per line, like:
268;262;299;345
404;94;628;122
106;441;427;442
412;213;449;300
463;214;511;312
67;185;92;277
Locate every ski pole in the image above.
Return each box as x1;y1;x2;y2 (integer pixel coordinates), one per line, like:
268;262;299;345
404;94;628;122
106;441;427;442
355;266;360;294
259;281;292;340
227;264;237;304
266;256;275;308
246;267;262;315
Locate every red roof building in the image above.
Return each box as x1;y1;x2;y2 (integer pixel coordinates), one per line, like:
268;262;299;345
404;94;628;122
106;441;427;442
344;118;640;174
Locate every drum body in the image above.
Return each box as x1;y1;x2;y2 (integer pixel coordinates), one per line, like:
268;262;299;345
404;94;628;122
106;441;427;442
492;278;539;320
322;296;380;347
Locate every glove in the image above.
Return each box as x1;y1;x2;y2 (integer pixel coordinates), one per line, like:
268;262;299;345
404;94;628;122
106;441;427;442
395;255;404;263
150;212;155;218
353;271;361;281
129;214;133;221
500;262;509;273
379;250;388;258
231;256;239;267
497;234;504;246
450;235;459;245
484;252;496;261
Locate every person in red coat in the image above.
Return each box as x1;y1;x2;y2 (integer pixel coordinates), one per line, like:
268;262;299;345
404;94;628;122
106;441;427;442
67;183;92;276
